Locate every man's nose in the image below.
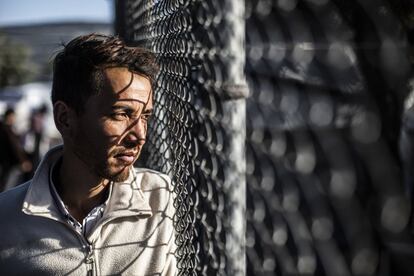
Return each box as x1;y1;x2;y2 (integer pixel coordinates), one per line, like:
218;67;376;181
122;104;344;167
122;119;147;147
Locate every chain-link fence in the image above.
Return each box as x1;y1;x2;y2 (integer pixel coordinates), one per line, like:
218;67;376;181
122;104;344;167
245;0;414;275
116;1;246;275
116;0;414;275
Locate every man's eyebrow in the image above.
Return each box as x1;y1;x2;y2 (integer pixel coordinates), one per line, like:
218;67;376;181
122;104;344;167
118;98;148;104
112;104;153;115
142;107;154;113
111;104;135;112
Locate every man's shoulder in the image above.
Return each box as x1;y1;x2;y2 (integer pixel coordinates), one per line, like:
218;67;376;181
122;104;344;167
0;182;30;217
134;168;174;211
134;167;172;191
134;167;170;179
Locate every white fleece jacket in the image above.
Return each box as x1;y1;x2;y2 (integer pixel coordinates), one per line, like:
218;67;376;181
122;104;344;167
0;146;176;275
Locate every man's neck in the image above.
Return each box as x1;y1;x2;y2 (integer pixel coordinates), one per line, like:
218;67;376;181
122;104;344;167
54;153;110;222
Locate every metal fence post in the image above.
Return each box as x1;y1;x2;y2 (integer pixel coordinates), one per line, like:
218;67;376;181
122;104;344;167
220;0;247;275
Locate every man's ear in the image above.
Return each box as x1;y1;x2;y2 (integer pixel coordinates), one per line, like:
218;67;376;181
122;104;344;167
53;101;76;138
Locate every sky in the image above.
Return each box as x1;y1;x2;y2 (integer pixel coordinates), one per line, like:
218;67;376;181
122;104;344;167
0;0;113;26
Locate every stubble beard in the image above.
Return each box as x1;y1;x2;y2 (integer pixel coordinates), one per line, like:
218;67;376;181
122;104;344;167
72;141;132;183
100;159;131;182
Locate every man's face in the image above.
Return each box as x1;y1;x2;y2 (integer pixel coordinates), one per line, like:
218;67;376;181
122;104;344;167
71;67;153;182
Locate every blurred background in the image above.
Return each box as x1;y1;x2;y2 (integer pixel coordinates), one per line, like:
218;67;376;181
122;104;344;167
0;0;113;190
2;0;414;276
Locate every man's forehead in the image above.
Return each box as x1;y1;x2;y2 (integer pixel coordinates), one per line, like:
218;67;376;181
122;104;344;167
103;67;152;104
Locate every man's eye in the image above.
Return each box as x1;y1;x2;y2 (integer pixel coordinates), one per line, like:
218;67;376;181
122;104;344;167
141;113;152;121
112;113;128;120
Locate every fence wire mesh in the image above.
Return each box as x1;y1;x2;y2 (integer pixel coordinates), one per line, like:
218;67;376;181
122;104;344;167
117;1;246;275
245;1;414;275
116;0;414;275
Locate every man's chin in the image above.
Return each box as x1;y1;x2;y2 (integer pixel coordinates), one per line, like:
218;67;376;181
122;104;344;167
101;166;131;182
111;169;130;182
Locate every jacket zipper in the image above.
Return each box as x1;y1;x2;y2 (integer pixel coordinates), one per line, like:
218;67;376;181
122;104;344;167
57;220;96;275
85;243;94;276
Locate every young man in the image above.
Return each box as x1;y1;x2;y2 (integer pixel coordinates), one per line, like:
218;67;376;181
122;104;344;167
0;34;176;275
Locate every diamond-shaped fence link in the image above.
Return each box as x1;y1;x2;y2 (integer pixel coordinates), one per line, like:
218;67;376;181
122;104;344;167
115;0;414;275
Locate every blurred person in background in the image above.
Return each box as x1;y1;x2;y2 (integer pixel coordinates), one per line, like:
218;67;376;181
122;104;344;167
0;107;32;192
22;104;50;180
0;34;176;275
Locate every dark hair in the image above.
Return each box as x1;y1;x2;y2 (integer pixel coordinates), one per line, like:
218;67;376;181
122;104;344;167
51;33;159;114
3;107;15;119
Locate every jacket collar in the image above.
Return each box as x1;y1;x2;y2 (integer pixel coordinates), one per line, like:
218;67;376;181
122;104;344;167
22;145;152;222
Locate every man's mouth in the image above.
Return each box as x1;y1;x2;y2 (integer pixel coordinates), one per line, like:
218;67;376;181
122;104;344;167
114;151;137;164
